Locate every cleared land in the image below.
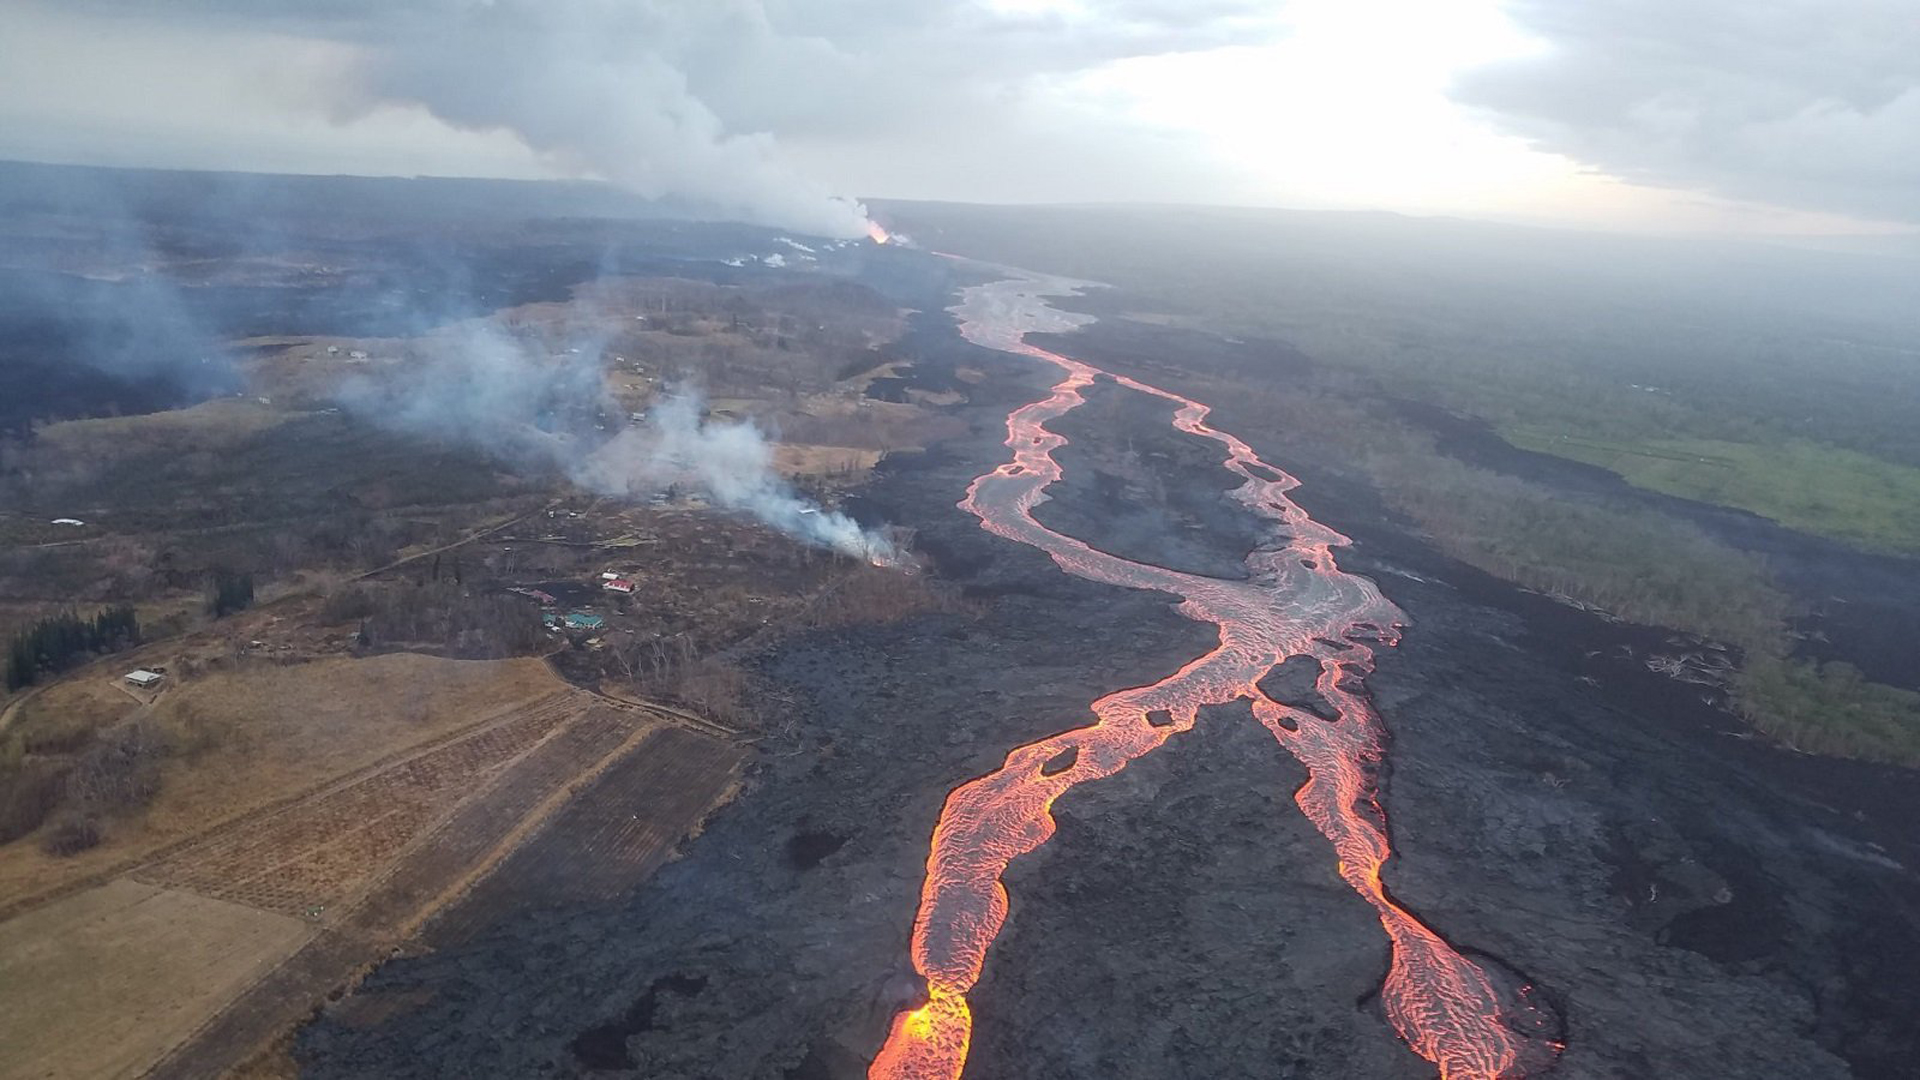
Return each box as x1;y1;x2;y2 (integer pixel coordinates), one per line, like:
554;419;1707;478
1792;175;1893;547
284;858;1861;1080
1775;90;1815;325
134;688;590;918
0;878;313;1080
0;686;746;1080
145;707;739;1080
429;724;746;945
0;201;943;1079
0;654;565;912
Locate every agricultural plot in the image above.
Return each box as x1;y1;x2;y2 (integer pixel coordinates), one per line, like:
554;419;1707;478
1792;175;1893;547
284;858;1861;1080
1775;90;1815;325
347;704;652;936
136;690;590;918
145;706;739;1080
428;725;744;944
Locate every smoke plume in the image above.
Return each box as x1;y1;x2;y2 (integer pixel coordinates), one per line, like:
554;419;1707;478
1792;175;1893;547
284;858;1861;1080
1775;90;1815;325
576;394;895;562
335;2;875;238
338;322;895;562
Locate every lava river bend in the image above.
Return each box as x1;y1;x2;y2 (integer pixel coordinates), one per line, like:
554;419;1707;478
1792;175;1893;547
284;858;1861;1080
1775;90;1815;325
869;269;1563;1080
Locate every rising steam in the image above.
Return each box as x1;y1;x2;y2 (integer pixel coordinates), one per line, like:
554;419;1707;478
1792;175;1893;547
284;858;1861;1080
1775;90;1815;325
575;394;894;562
336;2;875;238
337;322;894;562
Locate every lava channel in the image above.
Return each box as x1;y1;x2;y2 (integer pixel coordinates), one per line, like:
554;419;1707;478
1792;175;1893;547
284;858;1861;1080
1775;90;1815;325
869;269;1562;1080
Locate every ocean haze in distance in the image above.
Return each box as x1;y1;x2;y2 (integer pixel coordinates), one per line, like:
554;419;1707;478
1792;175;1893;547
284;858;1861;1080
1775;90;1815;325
0;0;1914;236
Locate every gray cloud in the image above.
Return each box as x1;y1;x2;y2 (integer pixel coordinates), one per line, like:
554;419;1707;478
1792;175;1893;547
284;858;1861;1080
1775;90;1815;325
45;1;1279;234
1454;0;1920;222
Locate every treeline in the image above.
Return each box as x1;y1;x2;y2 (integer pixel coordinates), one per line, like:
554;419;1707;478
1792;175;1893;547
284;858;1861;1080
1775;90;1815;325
1371;449;1920;763
1736;658;1920;765
793;562;968;630
5;605;140;691
1376;453;1790;653
328;581;545;659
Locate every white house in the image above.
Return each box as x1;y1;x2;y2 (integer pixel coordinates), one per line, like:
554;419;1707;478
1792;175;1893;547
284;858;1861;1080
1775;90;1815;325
124;669;164;690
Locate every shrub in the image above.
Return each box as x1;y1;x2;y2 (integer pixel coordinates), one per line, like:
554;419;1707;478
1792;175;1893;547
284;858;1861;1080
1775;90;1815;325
0;759;69;843
39;811;102;857
65;720;168;817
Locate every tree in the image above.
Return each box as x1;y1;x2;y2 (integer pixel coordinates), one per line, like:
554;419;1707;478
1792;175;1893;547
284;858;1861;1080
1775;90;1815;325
3;605;140;690
205;570;255;618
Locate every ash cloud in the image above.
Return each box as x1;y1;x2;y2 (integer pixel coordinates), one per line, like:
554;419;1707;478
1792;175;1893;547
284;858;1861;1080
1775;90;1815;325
337;323;894;562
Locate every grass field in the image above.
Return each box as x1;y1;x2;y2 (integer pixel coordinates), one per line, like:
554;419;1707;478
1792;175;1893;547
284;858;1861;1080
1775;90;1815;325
0;878;314;1080
1503;429;1920;554
0;653;565;908
135;689;587;918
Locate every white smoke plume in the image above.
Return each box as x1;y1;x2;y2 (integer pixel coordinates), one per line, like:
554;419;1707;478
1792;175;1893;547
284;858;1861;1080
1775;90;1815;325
575;394;895;563
338;323;894;562
337;2;875;238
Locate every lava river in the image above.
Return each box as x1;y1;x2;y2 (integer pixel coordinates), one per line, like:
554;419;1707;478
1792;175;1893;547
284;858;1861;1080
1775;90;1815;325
869;269;1561;1079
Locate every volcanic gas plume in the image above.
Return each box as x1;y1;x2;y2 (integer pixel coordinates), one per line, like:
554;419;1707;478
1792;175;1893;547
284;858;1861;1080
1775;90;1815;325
868;270;1563;1079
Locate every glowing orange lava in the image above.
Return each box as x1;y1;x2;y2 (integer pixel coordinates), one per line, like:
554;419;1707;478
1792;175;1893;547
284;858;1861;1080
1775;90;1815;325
869;270;1558;1080
867;221;892;245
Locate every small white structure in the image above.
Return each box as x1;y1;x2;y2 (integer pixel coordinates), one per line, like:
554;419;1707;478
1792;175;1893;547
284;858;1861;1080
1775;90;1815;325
600;571;621;580
124;669;164;690
50;518;85;527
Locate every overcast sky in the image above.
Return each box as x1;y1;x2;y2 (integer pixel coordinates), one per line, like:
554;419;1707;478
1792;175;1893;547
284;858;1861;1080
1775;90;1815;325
1;0;1913;237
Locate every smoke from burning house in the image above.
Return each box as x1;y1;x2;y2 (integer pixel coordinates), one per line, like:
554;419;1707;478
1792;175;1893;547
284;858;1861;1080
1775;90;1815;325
337;322;895;563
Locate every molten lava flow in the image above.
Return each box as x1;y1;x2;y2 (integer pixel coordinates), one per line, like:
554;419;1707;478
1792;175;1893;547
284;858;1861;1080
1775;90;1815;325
867;221;893;245
869;270;1559;1080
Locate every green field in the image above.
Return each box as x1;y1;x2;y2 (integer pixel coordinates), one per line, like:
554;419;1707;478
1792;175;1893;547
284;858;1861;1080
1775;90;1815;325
1736;659;1920;764
1503;430;1920;555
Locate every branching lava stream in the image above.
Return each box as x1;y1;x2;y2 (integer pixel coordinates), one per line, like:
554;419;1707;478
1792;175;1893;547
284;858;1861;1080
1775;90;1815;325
870;269;1560;1079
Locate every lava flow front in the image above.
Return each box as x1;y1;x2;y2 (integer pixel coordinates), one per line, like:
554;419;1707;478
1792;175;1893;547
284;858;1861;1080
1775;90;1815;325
869;270;1561;1079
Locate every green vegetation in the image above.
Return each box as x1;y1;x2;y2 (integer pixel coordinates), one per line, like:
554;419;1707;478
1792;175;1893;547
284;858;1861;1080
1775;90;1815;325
1736;659;1920;764
5;606;140;690
1371;447;1920;763
1503;430;1920;555
1376;453;1789;650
